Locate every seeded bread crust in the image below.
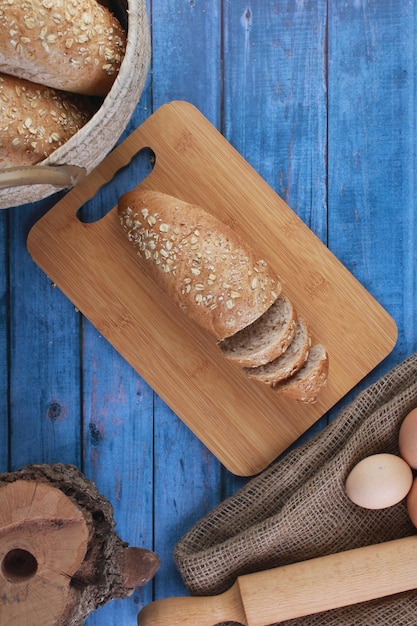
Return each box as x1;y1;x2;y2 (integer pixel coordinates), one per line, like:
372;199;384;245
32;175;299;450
219;293;297;368
245;316;312;385
118;189;282;341
0;0;126;96
0;73;95;167
273;343;329;403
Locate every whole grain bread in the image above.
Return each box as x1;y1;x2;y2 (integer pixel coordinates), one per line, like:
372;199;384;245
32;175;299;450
0;73;95;167
0;0;126;96
246;316;312;385
219;293;297;368
118;189;282;341
119;189;329;403
273;343;329;403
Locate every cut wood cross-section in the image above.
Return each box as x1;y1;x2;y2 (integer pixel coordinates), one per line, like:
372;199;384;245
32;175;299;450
0;464;160;626
0;480;90;626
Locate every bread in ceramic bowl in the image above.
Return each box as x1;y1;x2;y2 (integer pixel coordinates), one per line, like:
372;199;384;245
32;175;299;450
0;0;126;96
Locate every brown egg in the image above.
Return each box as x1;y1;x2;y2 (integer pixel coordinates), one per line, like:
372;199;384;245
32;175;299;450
345;453;413;509
399;407;417;469
407;478;417;527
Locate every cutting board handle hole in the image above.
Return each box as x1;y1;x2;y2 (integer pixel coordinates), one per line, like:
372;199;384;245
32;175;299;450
76;147;156;224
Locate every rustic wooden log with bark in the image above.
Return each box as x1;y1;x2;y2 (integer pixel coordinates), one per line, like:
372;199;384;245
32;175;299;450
0;463;160;626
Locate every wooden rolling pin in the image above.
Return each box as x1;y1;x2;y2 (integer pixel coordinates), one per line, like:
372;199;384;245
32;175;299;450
138;536;417;625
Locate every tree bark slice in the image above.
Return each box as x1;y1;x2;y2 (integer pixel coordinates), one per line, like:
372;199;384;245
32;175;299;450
0;464;159;626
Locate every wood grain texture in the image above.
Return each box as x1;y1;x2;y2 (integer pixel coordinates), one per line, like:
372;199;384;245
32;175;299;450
326;0;417;421
221;0;330;477
9;203;82;470
149;1;224;604
223;1;328;236
151;0;222;126
27;101;397;476
137;536;417;625
81;325;155;624
0;211;8;473
0;2;415;623
79;94;156;624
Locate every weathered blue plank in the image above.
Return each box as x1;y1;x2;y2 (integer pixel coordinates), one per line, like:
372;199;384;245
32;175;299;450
222;0;329;488
8;202;81;470
82;87;156;622
0;211;8;473
153;396;222;597
327;0;417;381
82;325;155;623
1;2;416;623
150;0;224;600
151;0;222;127
223;0;328;240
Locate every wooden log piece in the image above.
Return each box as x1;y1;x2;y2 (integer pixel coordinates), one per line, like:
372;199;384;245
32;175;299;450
0;464;160;626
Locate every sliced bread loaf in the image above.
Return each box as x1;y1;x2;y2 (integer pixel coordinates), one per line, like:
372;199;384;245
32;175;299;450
118;190;282;341
273;343;329;403
245;316;311;385
119;189;329;403
219;293;297;368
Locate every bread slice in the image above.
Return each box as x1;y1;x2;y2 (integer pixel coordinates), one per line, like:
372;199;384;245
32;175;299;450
273;343;329;403
118;189;282;341
245;316;311;385
219;294;297;368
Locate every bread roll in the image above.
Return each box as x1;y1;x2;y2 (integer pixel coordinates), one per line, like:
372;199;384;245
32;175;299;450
118;189;282;341
0;0;126;96
0;73;95;167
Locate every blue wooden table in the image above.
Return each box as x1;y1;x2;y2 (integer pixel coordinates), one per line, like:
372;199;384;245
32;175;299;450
1;1;416;624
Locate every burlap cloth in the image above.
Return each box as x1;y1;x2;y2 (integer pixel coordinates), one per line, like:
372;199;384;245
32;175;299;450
174;352;417;625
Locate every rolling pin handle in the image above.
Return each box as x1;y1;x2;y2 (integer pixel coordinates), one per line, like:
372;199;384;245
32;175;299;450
137;582;247;626
138;536;417;626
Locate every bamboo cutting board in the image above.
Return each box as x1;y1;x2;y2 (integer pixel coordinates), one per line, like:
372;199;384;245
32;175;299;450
27;101;397;476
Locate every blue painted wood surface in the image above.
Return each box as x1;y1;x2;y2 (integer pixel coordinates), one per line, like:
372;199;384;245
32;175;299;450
1;1;416;623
